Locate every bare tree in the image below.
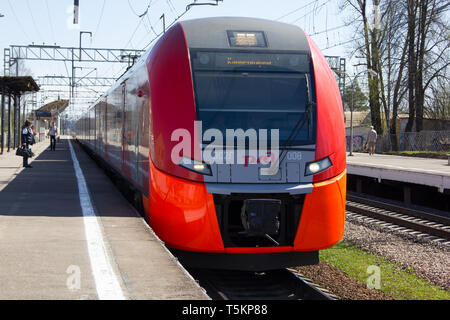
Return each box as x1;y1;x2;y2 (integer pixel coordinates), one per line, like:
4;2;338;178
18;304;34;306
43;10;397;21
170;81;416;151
344;0;449;142
343;0;384;134
425;77;450;121
405;0;449;132
11;59;33;77
380;0;409;149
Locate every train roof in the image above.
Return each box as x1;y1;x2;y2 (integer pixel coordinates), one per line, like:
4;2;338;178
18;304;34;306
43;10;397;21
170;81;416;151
89;17;311;109
180;17;310;52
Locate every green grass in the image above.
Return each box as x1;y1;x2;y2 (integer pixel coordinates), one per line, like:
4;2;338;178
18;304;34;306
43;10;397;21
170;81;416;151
320;242;450;300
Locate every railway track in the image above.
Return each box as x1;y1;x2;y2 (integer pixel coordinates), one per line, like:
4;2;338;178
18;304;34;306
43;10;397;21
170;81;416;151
188;268;335;300
346;193;450;243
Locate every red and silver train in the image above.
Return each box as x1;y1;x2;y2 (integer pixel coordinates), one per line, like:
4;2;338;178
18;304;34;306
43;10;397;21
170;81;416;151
75;17;346;271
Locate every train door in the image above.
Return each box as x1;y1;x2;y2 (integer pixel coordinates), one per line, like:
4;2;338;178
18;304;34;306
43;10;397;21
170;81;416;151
126;79;139;184
97;102;103;155
93;107;96;150
136;100;144;185
88;111;90;145
104;96;108;160
121;83;128;174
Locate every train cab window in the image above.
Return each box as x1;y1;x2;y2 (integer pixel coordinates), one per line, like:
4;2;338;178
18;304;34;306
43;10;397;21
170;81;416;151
191;51;316;146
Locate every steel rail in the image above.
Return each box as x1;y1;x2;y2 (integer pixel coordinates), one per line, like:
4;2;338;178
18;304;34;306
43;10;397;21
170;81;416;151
346;194;450;240
188;268;334;300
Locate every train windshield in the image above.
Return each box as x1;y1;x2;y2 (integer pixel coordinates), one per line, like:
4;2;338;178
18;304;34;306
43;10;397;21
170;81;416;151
191;51;316;146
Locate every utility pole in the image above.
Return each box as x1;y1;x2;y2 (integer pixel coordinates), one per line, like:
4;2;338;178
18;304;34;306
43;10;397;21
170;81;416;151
337;68;377;156
71;48;75;113
74;0;80;24
79;31;92;61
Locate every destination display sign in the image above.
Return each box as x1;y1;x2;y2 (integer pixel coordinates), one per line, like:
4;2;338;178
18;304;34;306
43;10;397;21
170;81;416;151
192;51;310;73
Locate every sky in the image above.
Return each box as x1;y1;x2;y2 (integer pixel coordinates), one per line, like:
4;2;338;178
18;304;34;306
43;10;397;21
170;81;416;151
0;0;362;113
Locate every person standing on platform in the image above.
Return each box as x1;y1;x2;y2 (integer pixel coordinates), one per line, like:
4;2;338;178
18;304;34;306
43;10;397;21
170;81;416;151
29;124;36;158
30;124;36;146
366;126;378;156
21;120;34;168
30;124;37;138
49;122;58;151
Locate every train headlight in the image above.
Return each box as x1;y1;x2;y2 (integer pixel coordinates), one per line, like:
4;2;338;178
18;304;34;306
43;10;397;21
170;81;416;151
305;157;333;176
179;157;213;176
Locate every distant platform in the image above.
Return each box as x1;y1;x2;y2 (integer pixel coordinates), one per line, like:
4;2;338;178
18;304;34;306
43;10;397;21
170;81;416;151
347;153;450;192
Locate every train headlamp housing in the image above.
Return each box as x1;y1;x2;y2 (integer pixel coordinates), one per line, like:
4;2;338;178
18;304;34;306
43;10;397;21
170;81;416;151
305;157;333;176
178;157;213;176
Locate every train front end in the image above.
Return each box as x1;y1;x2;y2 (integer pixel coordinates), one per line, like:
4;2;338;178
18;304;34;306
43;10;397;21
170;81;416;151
145;17;346;271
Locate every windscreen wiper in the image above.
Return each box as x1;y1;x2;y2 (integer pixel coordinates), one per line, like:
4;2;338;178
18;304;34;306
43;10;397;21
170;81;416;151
277;75;314;165
305;74;313;141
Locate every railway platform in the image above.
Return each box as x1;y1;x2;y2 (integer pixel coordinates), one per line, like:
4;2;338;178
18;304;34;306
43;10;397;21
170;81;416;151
347;152;450;212
347;152;450;193
0;138;208;300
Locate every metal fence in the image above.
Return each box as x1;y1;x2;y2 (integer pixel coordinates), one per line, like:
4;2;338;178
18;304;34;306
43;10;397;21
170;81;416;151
347;130;450;153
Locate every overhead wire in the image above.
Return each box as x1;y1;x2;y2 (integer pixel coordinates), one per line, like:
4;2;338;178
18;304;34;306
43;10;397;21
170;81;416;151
6;0;32;43
166;0;179;16
63;61;70;79
322;36;365;50
44;0;56;43
290;0;330;24
127;0;152;17
124;0;154;48
141;13;158;43
26;0;44;42
127;0;143;16
283;0;352;53
142;5;192;50
275;0;319;21
110;1;222;78
123;14;146;49
309;24;348;37
140;16;157;44
135;0;193;50
106;1;152;79
146;12;158;36
117;0;191;78
325;3;328;44
93;0;107;42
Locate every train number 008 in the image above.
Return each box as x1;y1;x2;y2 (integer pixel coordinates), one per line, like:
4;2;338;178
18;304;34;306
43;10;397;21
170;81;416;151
287;152;302;161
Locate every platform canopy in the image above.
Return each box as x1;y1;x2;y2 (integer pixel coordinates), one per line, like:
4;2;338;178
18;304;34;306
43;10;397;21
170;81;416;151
35;99;69;118
0;76;40;94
